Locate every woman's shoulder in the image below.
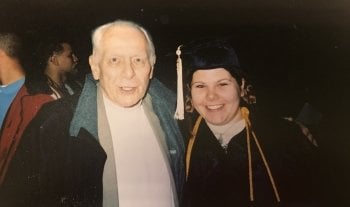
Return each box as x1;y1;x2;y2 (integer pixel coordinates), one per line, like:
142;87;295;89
251;108;318;160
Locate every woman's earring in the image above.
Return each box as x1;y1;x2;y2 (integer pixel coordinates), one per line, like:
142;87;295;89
185;95;194;113
240;78;246;97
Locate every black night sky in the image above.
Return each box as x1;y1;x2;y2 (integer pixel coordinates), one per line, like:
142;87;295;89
1;0;350;201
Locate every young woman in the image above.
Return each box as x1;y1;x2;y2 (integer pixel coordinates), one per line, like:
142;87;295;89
175;39;320;207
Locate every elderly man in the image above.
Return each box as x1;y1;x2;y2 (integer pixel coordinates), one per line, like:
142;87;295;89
34;19;183;207
70;19;185;207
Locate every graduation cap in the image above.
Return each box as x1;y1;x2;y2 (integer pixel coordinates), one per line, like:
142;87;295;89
174;38;244;120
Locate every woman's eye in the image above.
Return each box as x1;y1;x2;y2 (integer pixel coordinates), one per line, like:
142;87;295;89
193;84;205;89
219;82;229;86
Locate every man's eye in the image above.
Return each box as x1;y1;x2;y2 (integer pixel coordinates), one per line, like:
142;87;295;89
109;57;120;65
132;57;146;67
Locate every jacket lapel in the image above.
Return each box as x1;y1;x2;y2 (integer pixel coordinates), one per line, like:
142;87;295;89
97;87;119;207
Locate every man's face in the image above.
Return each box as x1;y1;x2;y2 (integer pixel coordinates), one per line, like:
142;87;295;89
90;26;154;107
55;43;78;74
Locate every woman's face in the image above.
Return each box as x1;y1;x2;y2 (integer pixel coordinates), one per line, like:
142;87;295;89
191;68;243;126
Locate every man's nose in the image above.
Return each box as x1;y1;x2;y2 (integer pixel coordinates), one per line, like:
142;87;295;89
121;60;135;79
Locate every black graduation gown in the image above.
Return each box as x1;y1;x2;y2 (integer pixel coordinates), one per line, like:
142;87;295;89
183;117;319;207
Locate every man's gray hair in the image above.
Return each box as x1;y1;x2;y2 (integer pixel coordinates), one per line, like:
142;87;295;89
91;20;156;65
0;32;22;59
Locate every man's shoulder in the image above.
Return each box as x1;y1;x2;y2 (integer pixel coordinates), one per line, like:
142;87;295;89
149;78;176;103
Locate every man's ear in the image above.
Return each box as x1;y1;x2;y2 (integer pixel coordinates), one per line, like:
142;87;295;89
149;55;156;79
89;55;100;80
149;66;154;79
49;54;59;66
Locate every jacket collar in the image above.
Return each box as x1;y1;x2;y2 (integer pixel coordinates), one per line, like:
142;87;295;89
69;74;98;138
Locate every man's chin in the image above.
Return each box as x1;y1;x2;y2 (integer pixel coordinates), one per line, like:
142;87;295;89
121;100;142;108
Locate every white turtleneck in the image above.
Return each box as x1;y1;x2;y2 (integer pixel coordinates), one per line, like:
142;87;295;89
207;118;246;148
103;94;174;207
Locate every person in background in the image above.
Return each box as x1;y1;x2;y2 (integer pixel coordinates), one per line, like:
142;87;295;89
174;39;320;207
35;36;80;98
0;32;55;206
0;33;25;127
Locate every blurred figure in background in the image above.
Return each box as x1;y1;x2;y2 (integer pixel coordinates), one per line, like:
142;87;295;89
0;33;25;127
35;36;81;98
0;32;55;206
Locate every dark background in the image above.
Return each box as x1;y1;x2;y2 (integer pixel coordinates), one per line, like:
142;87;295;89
1;0;350;203
1;0;348;115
